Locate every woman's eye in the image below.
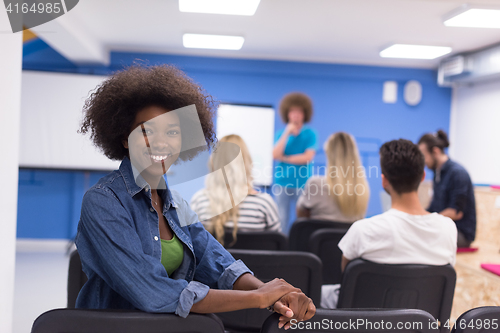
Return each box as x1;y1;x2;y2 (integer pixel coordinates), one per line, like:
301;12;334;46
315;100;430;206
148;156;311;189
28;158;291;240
168;130;180;136
141;128;153;135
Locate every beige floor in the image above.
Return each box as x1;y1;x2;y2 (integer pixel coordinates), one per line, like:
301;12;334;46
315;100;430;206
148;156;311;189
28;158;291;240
450;188;500;323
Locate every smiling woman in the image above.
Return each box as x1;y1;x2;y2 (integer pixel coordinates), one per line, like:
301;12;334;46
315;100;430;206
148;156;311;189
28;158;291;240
124;106;183;186
76;64;315;328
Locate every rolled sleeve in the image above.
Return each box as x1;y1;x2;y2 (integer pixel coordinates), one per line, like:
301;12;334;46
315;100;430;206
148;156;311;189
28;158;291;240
175;281;210;318
175;197;254;290
218;259;253;290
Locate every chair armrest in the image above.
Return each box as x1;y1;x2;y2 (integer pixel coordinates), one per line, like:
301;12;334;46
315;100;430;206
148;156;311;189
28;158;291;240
261;308;438;333
31;308;224;333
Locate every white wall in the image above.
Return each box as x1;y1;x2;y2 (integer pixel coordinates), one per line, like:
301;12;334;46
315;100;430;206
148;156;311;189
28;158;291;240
13;241;70;333
449;80;500;185
0;10;23;333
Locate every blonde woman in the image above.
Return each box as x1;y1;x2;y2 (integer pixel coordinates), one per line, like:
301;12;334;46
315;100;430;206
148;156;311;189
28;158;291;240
191;134;280;245
296;132;370;222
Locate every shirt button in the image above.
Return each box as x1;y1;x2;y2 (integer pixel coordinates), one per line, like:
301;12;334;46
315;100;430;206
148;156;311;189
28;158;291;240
154;236;159;241
145;188;149;192
150;207;154;212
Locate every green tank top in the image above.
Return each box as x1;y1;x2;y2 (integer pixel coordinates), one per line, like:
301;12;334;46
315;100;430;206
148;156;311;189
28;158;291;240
160;234;184;276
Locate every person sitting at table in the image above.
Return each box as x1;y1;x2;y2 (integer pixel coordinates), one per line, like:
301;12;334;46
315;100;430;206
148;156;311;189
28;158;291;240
76;64;315;329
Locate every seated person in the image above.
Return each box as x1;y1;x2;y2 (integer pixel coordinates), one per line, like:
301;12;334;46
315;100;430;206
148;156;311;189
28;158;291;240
296;132;369;223
191;134;280;246
418;130;476;248
321;139;457;309
76;65;314;330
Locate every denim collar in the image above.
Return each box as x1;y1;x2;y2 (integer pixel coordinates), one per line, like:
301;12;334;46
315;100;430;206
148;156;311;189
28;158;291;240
120;157;176;209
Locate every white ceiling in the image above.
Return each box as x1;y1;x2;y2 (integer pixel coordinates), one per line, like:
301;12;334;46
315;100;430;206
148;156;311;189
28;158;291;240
32;0;500;69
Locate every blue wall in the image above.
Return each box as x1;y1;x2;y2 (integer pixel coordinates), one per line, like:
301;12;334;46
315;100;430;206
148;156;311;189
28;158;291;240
18;46;452;239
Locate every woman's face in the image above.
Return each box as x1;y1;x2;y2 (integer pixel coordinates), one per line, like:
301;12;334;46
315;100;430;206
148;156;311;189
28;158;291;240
124;105;182;179
288;106;305;125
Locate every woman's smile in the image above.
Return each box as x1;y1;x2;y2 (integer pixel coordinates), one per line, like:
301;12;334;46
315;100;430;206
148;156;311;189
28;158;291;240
124;105;182;183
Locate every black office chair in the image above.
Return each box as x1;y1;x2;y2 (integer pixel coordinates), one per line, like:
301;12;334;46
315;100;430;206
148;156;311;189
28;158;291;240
67;250;88;308
261;308;438;333
217;249;322;332
451;306;500;333
31;250;225;333
223;230;288;250
31;308;225;333
308;228;349;284
289;219;351;251
337;259;456;333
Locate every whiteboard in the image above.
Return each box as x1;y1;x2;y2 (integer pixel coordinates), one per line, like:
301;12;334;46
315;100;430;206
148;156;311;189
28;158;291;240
19;71;120;170
216;104;275;186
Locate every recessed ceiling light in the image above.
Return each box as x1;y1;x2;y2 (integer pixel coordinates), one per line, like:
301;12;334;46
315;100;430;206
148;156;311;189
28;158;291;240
179;0;261;16
444;8;500;28
380;44;452;60
183;34;244;50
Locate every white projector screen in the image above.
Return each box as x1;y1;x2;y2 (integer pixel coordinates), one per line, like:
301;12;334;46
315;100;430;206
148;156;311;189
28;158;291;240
19;71;120;170
216;104;275;186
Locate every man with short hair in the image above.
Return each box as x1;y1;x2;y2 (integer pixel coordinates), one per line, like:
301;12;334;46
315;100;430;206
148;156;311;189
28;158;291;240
321;139;457;309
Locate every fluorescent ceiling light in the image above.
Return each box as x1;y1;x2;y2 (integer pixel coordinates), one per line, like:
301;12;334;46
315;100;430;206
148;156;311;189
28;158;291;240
179;0;261;16
380;44;452;60
183;34;244;50
444;8;500;28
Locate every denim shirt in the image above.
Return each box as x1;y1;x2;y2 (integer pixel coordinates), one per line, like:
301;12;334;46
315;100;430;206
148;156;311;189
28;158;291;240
75;157;252;317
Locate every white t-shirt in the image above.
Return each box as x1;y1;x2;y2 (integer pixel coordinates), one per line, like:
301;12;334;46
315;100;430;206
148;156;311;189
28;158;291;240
339;208;457;266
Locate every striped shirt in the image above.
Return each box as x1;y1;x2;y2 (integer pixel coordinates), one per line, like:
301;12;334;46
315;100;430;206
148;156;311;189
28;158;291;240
190;190;281;232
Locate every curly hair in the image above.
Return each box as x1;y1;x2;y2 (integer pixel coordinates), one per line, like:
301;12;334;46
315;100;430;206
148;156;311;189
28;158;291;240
379;139;425;194
279;92;313;123
79;64;218;161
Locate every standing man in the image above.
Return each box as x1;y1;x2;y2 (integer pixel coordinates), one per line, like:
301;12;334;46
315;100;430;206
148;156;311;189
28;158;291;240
418;130;476;248
273;92;317;234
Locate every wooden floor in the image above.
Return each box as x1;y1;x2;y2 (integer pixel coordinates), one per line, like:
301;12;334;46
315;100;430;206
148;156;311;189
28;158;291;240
450;187;500;323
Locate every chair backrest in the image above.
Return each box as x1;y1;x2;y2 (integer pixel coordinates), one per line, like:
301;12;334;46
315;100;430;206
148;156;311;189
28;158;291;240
67;250;88;308
337;259;456;333
261;308;438;333
223;230;288;250
289;219;352;251
31;308;225;333
451;306;500;333
308;228;349;284
217;249;322;332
